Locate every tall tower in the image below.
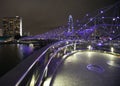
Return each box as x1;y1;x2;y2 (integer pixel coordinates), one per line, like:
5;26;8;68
19;17;22;36
2;16;23;37
68;15;74;32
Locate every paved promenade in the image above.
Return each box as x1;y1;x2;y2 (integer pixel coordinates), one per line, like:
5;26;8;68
50;51;120;86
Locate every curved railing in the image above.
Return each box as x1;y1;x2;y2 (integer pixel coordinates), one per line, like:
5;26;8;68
15;40;120;86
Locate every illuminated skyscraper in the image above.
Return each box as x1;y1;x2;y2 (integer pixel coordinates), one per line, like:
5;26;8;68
2;16;22;37
68;15;74;32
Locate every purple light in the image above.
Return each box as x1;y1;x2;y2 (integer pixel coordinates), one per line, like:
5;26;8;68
109;38;112;40
90;18;93;21
102;16;104;19
97;43;102;46
113;18;116;21
113;31;115;33
100;10;103;14
86;14;89;16
87;64;105;73
117;16;119;19
84;24;87;27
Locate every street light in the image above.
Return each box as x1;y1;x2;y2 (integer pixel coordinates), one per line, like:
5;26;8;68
111;47;114;53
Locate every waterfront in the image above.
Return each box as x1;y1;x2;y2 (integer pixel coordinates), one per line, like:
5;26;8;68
0;44;40;77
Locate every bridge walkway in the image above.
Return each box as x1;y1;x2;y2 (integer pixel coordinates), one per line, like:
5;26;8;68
44;51;120;86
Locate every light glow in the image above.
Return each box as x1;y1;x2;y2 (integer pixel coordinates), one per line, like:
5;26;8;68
87;45;92;50
86;14;89;16
29;43;34;48
20;17;22;36
43;78;51;86
87;52;92;58
113;18;116;21
111;47;114;53
30;75;36;86
97;43;102;46
90;18;93;21
107;61;120;68
117;16;119;19
100;10;103;13
102;16;104;19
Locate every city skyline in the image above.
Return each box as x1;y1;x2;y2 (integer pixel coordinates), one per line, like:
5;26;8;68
0;0;119;35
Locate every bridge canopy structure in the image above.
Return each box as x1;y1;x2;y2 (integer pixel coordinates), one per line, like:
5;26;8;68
21;1;120;41
14;1;120;86
1;2;120;86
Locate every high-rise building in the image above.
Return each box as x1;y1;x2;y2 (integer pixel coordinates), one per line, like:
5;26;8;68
68;15;74;33
2;16;22;37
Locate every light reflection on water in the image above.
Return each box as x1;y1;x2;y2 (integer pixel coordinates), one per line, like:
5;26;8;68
17;44;34;59
0;44;37;77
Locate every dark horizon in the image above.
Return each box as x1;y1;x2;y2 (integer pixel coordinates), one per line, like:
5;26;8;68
0;0;119;35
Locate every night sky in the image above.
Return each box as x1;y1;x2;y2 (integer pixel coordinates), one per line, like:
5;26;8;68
0;0;118;35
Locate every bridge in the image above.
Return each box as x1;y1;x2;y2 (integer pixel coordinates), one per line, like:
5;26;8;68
0;1;120;86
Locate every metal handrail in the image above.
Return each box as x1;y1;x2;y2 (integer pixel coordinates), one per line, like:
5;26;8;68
15;40;120;86
15;40;72;86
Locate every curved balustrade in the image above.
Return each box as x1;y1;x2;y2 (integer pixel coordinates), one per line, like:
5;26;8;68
15;40;120;86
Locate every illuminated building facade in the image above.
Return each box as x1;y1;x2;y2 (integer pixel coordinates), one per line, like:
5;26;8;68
68;15;74;33
2;16;22;37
